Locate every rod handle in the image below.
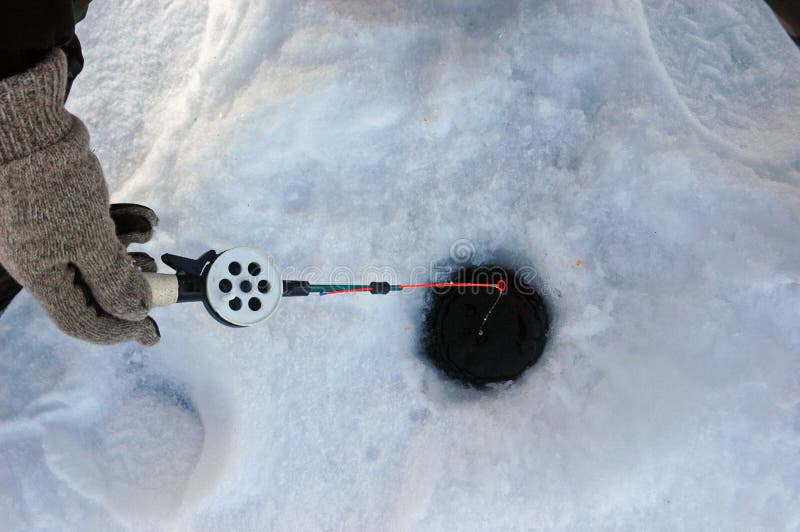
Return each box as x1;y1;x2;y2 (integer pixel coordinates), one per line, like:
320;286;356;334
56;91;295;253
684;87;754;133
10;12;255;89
143;272;180;307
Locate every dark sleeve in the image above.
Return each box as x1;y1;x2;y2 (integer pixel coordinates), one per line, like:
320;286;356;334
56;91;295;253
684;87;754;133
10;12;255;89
0;1;77;80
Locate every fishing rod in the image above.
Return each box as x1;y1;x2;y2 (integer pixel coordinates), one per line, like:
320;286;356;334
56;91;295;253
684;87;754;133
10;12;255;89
142;246;550;387
143;247;506;327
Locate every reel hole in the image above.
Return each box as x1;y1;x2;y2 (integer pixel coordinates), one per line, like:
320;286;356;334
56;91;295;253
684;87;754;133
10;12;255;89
229;297;242;311
228;262;242;275
258;280;271;293
248;297;262;311
248;262;262;276
219;279;232;293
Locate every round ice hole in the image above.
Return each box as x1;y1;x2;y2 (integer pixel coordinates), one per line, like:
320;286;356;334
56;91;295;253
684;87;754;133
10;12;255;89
422;265;549;387
248;262;261;276
229;297;242;311
228;262;242;275
257;280;271;293
219;279;232;293
248;297;262;311
240;280;252;293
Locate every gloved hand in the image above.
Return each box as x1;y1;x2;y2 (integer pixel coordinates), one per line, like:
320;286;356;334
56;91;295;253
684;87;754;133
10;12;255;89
0;49;159;345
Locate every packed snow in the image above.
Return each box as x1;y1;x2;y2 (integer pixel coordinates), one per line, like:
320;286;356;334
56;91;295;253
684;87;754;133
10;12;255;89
2;0;800;529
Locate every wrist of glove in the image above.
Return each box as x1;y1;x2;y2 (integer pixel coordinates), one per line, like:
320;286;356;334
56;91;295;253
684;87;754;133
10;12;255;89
0;49;159;346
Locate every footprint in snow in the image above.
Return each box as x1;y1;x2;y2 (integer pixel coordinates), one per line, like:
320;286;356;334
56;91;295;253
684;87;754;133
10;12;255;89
41;376;204;526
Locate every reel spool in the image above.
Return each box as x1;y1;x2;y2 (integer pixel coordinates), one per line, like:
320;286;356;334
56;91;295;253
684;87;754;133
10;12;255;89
204;248;281;326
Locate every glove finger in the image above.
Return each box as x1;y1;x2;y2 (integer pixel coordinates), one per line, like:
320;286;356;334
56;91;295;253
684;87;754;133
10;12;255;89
0;263;23;316
109;203;159;246
29;264;160;346
129;252;157;273
77;244;152;321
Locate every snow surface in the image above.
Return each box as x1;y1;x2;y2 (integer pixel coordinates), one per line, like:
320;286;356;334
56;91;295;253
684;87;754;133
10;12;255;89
2;0;800;529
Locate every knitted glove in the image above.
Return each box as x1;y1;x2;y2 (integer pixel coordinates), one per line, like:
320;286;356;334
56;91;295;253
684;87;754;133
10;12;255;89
0;49;159;345
0;203;158;317
110;203;159;274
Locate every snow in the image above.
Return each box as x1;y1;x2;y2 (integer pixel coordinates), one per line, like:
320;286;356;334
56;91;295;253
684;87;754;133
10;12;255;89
2;0;800;529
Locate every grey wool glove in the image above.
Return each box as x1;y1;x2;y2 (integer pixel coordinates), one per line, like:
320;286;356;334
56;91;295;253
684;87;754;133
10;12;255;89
0;49;159;346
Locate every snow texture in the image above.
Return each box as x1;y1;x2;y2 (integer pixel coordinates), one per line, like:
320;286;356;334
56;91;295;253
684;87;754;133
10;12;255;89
2;0;800;529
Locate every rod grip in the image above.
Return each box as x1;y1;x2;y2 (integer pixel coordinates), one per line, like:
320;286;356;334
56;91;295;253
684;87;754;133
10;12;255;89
143;272;180;307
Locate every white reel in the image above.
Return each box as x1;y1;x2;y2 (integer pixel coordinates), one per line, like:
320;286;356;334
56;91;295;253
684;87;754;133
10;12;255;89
205;247;281;326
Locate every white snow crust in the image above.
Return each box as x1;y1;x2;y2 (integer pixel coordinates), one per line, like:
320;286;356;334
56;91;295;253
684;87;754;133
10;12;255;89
1;1;799;530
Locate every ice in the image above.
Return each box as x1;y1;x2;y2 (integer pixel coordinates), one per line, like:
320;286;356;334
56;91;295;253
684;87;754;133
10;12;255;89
2;0;799;529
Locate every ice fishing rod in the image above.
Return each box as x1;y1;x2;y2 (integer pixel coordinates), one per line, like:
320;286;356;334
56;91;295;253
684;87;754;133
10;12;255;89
142;247;506;327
